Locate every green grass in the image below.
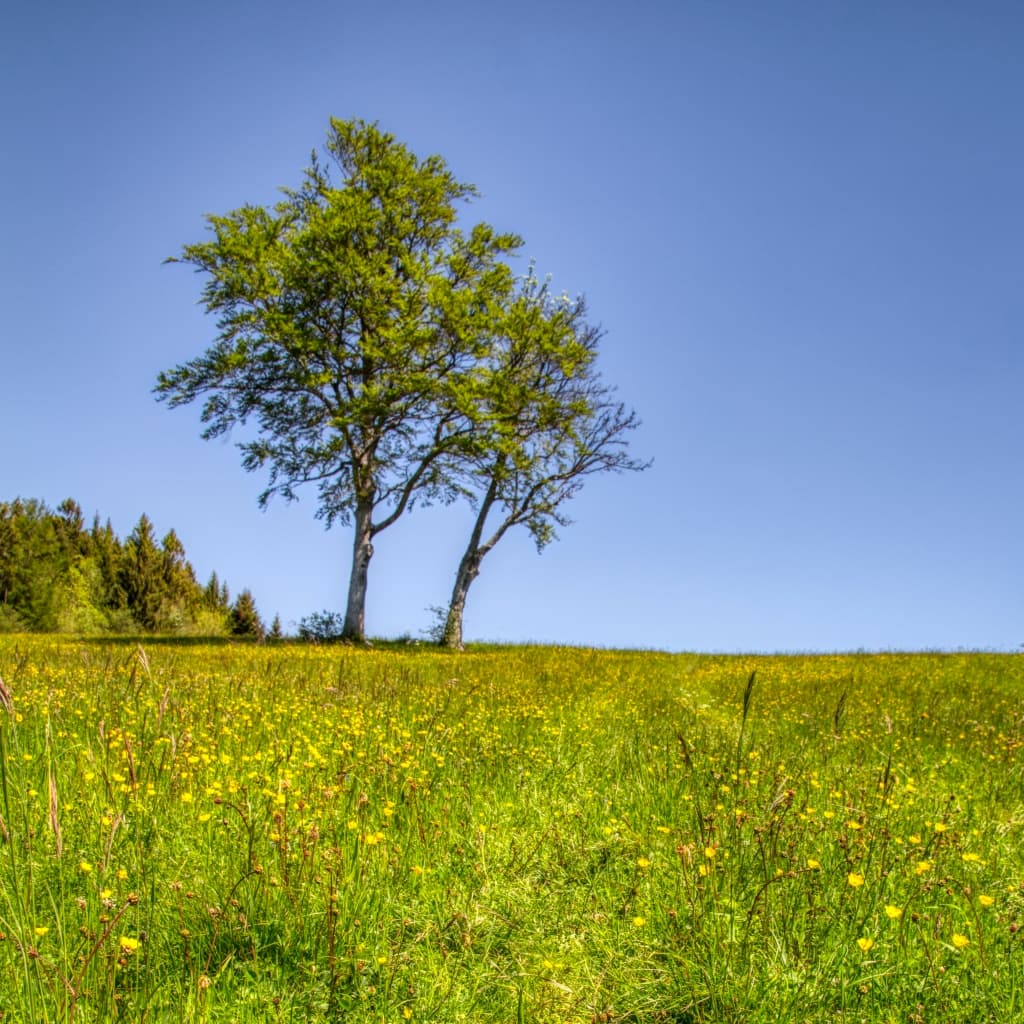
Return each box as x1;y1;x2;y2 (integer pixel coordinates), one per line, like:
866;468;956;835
0;638;1022;1022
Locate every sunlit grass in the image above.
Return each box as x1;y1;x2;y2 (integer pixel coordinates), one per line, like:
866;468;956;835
0;638;1022;1021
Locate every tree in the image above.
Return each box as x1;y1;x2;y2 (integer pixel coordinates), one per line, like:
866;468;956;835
156;118;521;641
120;515;165;630
90;515;126;611
229;589;265;640
439;273;648;648
158;529;199;631
203;571;228;611
0;498;250;637
0;499;64;629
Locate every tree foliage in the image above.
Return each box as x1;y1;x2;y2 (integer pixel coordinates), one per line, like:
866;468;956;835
439;271;648;647
157;118;522;641
158;119;646;645
0;498;260;636
229;589;266;641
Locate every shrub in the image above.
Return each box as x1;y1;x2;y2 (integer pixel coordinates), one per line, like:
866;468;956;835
296;610;346;643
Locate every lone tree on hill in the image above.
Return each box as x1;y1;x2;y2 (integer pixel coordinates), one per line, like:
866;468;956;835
157;119;521;641
438;272;648;648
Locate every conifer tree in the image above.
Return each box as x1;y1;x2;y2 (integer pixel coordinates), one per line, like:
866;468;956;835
120;515;166;630
0;498;260;637
90;516;125;610
229;589;265;640
204;571;225;610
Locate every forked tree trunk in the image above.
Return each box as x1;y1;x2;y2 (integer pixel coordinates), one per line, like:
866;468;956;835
342;501;374;642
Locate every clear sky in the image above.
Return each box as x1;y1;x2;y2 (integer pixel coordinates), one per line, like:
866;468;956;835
3;1;1021;651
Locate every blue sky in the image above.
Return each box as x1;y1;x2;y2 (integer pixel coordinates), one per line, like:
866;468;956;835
3;1;1021;651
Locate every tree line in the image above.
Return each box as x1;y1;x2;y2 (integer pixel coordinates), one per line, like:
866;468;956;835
0;497;268;638
157;119;648;648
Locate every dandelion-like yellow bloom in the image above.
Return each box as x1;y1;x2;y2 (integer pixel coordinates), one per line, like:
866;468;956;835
952;933;970;949
119;935;140;952
34;926;48;938
884;904;903;920
915;861;932;875
961;852;981;863
704;846;717;859
636;857;651;869
79;860;92;873
979;894;995;907
806;858;821;870
632;916;646;927
856;937;874;953
933;822;947;833
847;872;865;888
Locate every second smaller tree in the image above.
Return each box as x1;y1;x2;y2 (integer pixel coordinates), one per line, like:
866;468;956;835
439;273;647;648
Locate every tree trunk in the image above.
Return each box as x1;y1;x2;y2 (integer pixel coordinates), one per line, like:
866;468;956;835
441;549;483;649
342;500;374;642
440;470;502;649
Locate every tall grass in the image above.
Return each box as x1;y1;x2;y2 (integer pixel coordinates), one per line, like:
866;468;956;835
0;638;1021;1022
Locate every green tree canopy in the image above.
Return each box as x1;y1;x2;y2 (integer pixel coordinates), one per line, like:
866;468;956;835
0;498;256;637
229;589;265;641
157;118;522;641
439;271;648;648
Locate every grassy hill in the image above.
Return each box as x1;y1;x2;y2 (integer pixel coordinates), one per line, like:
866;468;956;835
0;638;1021;1022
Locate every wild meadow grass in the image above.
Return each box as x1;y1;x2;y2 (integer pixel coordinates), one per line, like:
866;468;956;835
0;638;1021;1022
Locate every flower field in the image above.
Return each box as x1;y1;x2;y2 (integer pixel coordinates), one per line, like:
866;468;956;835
0;638;1022;1022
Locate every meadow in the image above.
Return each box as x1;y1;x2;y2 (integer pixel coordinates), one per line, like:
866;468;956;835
0;638;1021;1023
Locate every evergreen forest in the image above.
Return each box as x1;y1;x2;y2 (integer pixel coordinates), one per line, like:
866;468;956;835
0;498;265;638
